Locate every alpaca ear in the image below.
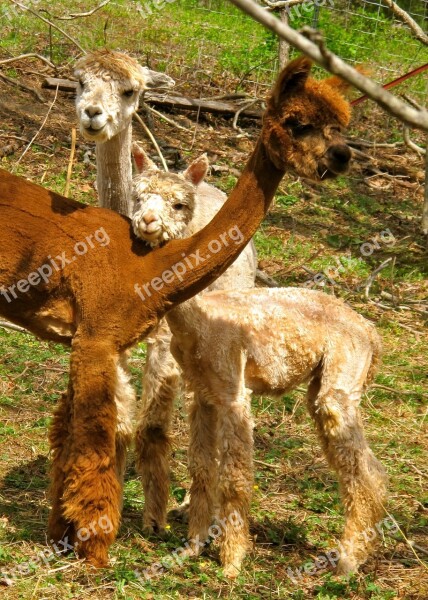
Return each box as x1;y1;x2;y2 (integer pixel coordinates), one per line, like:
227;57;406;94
132;142;158;174
140;67;175;91
272;56;312;106
182;154;209;186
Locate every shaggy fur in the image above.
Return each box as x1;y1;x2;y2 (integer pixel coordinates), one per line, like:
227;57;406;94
0;57;329;568
131;145;258;533
132;170;387;577
74;49;175;215
166;289;387;577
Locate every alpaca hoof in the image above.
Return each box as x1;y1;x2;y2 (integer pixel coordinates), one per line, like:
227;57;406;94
223;563;241;579
336;556;359;577
142;523;168;539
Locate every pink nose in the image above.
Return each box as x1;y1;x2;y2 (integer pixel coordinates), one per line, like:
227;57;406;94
143;211;158;225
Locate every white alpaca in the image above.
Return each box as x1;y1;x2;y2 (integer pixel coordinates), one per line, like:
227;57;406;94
131;145;257;534
74;49;175;216
131;167;387;579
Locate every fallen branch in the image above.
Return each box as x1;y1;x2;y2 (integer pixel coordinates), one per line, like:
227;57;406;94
255;269;279;287
383;0;428;46
0;53;55;69
371;383;428;399
142;102;191;132
0;72;45;102
227;0;428;131
42;78;264;118
0;320;28;333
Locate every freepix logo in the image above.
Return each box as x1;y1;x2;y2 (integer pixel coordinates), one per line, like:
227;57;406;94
0;227;110;303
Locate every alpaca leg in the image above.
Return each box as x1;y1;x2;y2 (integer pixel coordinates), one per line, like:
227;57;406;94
186;390;218;554
57;337;121;567
48;388;75;549
217;389;253;578
307;372;387;575
115;352;136;498
135;319;181;533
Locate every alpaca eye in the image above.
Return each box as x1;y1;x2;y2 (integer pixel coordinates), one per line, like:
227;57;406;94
123;89;135;98
173;203;185;210
285;119;314;135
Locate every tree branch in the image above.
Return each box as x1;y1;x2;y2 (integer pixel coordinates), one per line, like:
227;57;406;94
383;0;428;46
9;0;85;53
0;53;55;70
227;0;428;131
39;0;110;21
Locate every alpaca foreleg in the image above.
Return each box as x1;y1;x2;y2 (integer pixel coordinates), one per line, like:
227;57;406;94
59;338;121;568
115;351;135;497
307;378;387;575
135;320;181;534
217;388;253;578
186;389;218;556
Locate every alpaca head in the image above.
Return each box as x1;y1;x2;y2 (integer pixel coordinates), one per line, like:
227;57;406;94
74;50;175;143
131;143;207;247
262;57;352;181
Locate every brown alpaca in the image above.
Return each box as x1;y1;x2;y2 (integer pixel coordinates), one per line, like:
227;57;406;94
135;57;353;538
0;56;351;568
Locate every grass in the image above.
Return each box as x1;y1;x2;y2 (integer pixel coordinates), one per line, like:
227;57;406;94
1;1;428;598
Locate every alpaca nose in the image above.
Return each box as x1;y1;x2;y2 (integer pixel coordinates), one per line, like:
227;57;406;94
328;144;351;165
143;211;158;225
85;105;103;118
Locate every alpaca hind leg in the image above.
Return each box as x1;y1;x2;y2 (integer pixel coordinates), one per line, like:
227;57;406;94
307;370;387;575
217;389;253;578
135;320;180;533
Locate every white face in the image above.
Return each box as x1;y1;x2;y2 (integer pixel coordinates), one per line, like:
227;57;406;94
132;173;196;247
75;72;141;143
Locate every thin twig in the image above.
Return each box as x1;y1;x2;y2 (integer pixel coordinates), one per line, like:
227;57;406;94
0;320;28;333
15;85;59;166
0;72;44;102
142;102;191;132
233;99;259;130
228;0;428;131
0;53;55;69
383;0;428;46
403;126;426;156
9;0;85;53
39;0;110;21
133;112;168;172
254;458;280;471
371;384;428;399
363;258;393;298
64;127;76;197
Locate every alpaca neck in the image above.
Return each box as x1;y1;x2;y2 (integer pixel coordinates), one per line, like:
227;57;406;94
154;138;286;307
96;125;132;216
